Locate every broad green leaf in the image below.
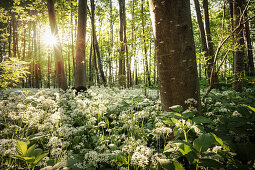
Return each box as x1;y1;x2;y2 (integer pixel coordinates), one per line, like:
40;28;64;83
170;105;183;113
211;133;230;151
32;148;43;157
198;159;223;168
33;152;48;165
171;118;179;124
25;144;36;157
193;133;216;153
182;111;196;119
178;143;198;164
171;112;183;118
163;119;174;125
16;141;27;156
158;159;185;170
192;116;213;124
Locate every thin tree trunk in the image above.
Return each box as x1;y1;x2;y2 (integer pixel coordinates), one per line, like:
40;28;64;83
12;12;17;58
118;0;126;87
71;2;75;86
203;0;220;89
243;0;254;76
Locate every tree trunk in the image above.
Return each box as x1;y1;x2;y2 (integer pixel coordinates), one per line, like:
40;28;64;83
71;2;75;86
12;12;17;58
90;0;107;86
142;0;151;87
47;0;68;90
33;22;39;88
203;0;220;89
149;0;201;111
74;0;87;88
233;0;245;92
243;0;254;76
108;0;113;84
118;0;126;87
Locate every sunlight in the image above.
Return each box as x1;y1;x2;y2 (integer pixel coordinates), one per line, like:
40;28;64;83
42;25;57;47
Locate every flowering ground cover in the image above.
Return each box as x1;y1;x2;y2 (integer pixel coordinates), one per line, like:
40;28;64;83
0;87;255;169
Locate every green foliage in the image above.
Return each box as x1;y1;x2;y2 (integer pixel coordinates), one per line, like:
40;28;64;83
0;58;28;89
15;140;48;170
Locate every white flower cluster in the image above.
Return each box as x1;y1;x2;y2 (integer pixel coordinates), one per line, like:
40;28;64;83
131;145;153;169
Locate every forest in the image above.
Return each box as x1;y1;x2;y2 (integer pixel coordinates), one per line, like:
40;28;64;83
0;0;255;169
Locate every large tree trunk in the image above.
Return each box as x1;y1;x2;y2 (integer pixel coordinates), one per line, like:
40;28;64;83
47;0;68;90
149;0;201;111
233;0;245;92
74;0;87;88
203;0;219;89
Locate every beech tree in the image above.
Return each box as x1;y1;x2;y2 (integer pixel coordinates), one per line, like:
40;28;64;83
149;0;201;111
74;0;87;88
232;0;245;92
47;0;68;90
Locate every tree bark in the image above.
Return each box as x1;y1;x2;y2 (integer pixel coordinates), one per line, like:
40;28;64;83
149;0;201;111
47;0;68;90
243;0;254;76
90;0;107;86
142;0;151;87
33;22;39;88
74;0;87;88
233;0;245;92
203;0;220;89
118;0;126;87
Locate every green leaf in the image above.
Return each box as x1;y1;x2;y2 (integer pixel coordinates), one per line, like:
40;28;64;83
16;141;27;156
32;148;43;157
245;105;255;112
163;119;174;125
170;105;183;113
192;116;212;124
158;159;185;170
211;133;230;151
182;111;196;119
25;144;36;157
33;152;48;165
178;143;198;164
198;159;223;168
171;118;179;124
193;133;216;153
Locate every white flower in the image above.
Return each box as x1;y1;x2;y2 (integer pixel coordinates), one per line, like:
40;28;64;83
232;111;242;117
98;121;106;128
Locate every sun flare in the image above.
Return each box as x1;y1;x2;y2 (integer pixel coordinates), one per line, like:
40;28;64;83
42;26;57;47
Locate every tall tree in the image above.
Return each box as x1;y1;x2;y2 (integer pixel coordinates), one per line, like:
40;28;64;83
203;0;219;89
118;0;126;87
74;0;87;88
232;0;245;92
149;0;201;111
89;0;107;86
243;0;254;76
141;0;151;87
47;0;68;90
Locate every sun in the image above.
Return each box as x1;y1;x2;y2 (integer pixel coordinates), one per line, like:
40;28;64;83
42;25;57;47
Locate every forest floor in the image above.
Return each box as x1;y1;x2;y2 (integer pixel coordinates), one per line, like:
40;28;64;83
0;82;255;169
